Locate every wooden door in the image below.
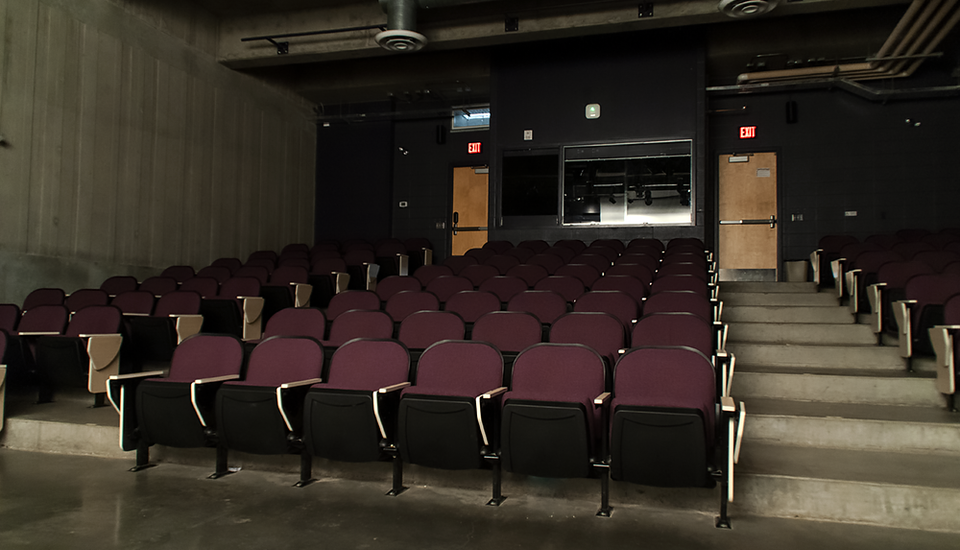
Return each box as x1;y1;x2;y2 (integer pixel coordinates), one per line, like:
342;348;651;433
451;166;489;256
718;152;778;281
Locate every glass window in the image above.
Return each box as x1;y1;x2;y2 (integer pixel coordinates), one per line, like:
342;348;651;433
451;106;490;132
562;140;693;226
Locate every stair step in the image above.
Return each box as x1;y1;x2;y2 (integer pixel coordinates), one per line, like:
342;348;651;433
723;305;855;324
736;443;960;532
720;282;818;294
742;398;960;454
720;292;839;307
726;322;876;345
727;342;906;371
734;369;943;407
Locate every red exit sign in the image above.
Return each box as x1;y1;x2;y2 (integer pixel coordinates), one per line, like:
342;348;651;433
468;142;482;154
739;126;757;139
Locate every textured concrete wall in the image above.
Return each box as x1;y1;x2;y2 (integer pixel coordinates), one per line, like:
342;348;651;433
0;0;316;304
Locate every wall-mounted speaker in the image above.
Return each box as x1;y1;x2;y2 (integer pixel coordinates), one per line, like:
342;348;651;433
436;125;446;144
786;100;798;124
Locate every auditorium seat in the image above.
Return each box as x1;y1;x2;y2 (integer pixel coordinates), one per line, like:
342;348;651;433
413;264;453;287
107;334;245;471
425;275;474;304
100;276;139;297
196;266;232;284
867;260;936;342
385;290;441;324
554;239;587;255
397;340;507;504
459;264;500;288
810;234;859;287
569;253;611;274
375;240;410;279
215;336;325;483
22;288;66;311
376;275;422;304
482;240;514;254
160;265;196;283
555;264;601;289
500;343;611;516
441;255;478;275
929;293;960;409
517;239;549;254
484;254;521;275
542;245;575;263
179;277;219;298
507;290;568;326
211;257;243;274
198;276;264;341
321;309;394;348
325;289;381;322
33;304;124;405
478;276;528;304
471;311;542;386
591;275;649;306
397;310;466;373
124;290;203;371
893;273;960;365
444;290;502;336
573;290;640;337
260;307;326;342
526;253;564;275
139;276;179;297
301;338;411;495
110;290;155;316
534;275;586;304
609;346;744;528
64;289;110;313
503;247;535;264
505;264;549;287
550;312;625;376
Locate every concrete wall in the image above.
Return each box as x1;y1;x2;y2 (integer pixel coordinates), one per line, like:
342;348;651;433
0;0;316;304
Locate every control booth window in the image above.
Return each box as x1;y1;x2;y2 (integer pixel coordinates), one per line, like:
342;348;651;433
562;140;693;226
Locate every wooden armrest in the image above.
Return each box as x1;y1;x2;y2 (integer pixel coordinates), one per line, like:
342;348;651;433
84;334;122;372
18;331;60;336
194;374;240;384
481;387;507;399
594;391;611;405
721;396;736;412
279;378;323;389
122;312;150;317
378;381;411;394
172;314;203;344
109;370;164;381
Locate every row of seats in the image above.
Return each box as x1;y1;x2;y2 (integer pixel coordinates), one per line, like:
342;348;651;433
108;334;745;527
809;229;960;408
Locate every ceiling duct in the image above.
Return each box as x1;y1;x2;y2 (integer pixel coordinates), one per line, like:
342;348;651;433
718;0;781;19
737;0;960;84
376;0;494;52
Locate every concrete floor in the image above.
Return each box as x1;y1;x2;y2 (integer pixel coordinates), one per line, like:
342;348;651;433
1;449;955;550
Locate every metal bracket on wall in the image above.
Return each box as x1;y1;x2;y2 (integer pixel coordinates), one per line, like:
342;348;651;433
638;3;654;18
241;24;388;55
505;16;519;32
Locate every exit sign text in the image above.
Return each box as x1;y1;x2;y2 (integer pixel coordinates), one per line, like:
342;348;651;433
739;126;757;139
468;142;482;154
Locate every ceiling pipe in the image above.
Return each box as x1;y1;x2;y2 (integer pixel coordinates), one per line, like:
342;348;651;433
736;0;960;84
376;0;495;52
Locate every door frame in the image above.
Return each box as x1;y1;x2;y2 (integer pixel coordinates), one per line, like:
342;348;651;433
448;163;490;257
713;148;783;281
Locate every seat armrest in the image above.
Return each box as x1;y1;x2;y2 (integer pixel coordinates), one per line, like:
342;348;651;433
194;374;240;385
0;365;6;432
364;262;381;292
423;248;433;266
191;375;240;427
930;325;960;395
893;300;918;358
18;331;60;336
810;249;822;284
716;350;736;397
867;283;887;334
109;370;165;381
106;370;165;422
378;382;411;394
831;257;846;298
482;387;508;399
397;253;410;277
276;378;324;431
122;312;150;317
720;398;746;502
593;391;611;406
280;378;323;390
372;382;411;440
171;314;203;344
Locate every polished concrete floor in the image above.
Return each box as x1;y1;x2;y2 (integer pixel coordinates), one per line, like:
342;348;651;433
0;449;955;550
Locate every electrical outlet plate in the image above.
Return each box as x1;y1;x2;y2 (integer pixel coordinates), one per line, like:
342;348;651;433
523;129;533;141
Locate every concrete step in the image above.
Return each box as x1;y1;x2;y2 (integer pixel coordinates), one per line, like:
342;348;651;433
720;282;818;294
723;305;855;324
720;292;839;307
737;443;960;532
726;322;876;345
742;397;960;454
726;342;906;371
734;368;943;407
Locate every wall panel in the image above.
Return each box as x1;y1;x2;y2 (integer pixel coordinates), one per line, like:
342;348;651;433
0;0;316;304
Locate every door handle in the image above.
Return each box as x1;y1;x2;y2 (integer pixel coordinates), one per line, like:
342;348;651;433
719;215;777;228
453;212;459;235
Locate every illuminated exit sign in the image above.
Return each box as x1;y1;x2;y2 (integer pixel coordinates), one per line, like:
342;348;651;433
739;126;757;139
468;142;482;154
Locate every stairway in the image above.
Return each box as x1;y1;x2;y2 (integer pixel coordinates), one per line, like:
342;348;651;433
723;282;960;532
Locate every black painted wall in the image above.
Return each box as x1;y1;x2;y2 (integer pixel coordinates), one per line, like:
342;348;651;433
391;117;491;260
489;31;707;246
315;119;394;242
708;89;960;265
